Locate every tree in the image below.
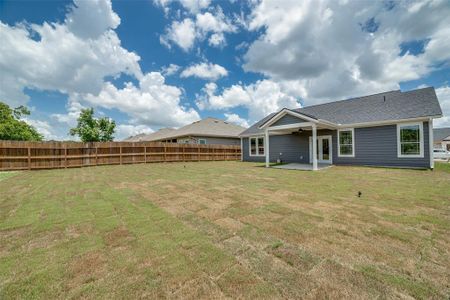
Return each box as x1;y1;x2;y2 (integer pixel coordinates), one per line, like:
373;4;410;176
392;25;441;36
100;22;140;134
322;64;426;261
0;102;43;141
70;108;116;142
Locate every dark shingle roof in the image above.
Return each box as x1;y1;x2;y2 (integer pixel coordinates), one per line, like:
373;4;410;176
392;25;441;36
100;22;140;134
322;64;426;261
434;127;450;142
240;87;442;136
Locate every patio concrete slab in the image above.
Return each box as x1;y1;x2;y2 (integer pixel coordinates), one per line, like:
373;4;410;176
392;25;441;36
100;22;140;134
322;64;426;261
271;163;332;171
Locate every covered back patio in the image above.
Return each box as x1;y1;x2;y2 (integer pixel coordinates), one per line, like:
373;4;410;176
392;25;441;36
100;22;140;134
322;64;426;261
259;109;337;171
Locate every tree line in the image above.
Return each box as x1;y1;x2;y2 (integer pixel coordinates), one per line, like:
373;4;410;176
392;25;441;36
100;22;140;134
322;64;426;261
0;102;116;142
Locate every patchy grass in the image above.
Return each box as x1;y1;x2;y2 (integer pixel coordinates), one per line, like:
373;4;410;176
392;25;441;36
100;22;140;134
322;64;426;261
0;171;19;182
1;162;449;299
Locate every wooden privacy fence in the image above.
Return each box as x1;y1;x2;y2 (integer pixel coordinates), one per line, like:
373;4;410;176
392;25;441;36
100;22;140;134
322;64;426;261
0;140;241;171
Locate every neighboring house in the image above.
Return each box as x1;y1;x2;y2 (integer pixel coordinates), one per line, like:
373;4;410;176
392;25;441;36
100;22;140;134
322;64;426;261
240;87;443;170
124;128;176;142
433;127;450;151
124;118;246;145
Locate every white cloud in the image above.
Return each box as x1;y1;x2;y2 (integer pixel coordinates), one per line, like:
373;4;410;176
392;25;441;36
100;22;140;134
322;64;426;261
196;80;299;123
208;32;225;47
243;0;450;105
1;0;203;139
435;86;450;128
153;0;211;14
161;63;181;76
52;98;85;127
23;118;60;140
160;8;237;50
160;18;196;51
224;113;249;128
0;0;142;107
116;124;154;140
180;62;228;80
80;72;200;128
66;0;120;39
195;10;236;35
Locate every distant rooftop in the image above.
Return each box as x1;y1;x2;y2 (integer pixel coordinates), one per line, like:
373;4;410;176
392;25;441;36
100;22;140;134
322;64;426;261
124;118;246;141
433;127;450;142
124;128;175;142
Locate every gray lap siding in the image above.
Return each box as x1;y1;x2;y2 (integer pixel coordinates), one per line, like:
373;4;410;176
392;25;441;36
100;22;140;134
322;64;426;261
332;122;430;168
242;121;431;168
242;133;312;163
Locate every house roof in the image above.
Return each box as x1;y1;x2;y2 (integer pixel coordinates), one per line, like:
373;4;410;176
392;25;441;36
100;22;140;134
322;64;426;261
123;133;146;142
240;87;442;136
433;127;450;142
124;128;176;142
124;118;246;141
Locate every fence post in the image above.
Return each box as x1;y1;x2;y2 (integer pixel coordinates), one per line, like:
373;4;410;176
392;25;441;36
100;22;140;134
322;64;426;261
95;147;98;166
27;146;31;170
119;145;122;165
163;144;166;162
64;145;67;168
144;146;147;163
198;145;200;161
182;144;185;162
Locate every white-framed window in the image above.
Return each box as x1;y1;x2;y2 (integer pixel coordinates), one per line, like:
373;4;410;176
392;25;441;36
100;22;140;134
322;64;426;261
249;136;265;156
397;122;424;158
338;128;355;157
198;139;206;145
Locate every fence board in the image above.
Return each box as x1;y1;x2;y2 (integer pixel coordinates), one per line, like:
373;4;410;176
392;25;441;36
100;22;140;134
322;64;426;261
0;140;241;171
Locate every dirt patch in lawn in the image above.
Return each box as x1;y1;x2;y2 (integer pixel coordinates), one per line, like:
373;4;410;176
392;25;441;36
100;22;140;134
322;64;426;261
67;250;108;289
104;226;134;248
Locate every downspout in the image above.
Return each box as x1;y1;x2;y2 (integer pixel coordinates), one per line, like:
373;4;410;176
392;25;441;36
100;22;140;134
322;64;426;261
265;129;270;168
429;118;434;169
240;137;243;161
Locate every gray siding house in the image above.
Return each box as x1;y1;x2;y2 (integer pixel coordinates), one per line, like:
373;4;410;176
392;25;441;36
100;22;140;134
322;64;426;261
125;118;246;145
240;87;443;170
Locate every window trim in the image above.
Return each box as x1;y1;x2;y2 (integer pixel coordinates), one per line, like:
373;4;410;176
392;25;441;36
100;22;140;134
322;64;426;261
397;122;424;158
198;139;206;145
249;136;265;157
337;128;355;157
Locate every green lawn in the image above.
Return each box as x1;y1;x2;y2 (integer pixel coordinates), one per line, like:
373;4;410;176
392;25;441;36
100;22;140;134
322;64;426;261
1;162;449;299
0;171;19;182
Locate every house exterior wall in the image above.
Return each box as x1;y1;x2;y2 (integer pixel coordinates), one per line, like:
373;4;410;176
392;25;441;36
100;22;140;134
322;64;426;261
331;122;430;168
242;121;431;168
242;132;315;163
270;114;308;127
177;136;240;145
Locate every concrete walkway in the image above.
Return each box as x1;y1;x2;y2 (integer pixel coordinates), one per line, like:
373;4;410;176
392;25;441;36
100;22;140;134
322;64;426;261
271;163;332;171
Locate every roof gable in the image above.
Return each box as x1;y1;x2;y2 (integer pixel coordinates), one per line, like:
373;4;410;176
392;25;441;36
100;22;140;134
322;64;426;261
240;87;443;137
258;109;318;129
270;114;309;127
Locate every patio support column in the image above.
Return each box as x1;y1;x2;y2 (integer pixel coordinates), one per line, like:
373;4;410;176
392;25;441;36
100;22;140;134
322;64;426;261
265;129;270;168
312;124;318;171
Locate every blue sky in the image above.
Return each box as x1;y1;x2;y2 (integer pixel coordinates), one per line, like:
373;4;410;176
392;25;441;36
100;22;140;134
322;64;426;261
0;0;449;140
